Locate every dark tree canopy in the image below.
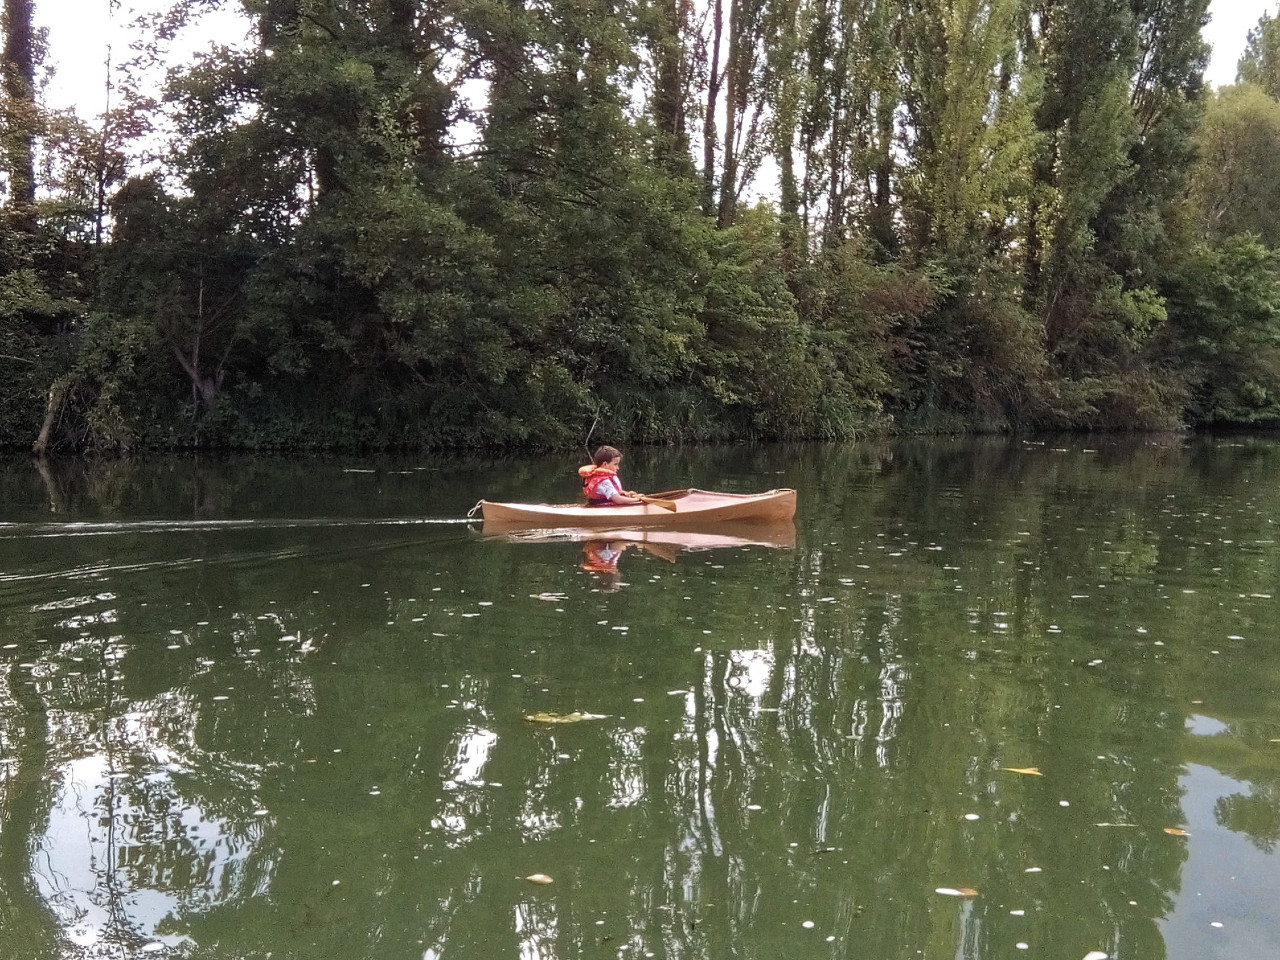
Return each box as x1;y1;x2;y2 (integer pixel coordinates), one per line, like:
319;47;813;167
1;0;1278;452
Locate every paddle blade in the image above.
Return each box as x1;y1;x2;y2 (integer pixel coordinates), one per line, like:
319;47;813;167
638;495;678;512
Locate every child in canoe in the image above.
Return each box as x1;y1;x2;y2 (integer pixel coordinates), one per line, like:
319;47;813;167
578;446;644;506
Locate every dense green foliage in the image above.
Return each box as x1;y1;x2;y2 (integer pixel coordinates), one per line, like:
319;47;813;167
4;0;1280;451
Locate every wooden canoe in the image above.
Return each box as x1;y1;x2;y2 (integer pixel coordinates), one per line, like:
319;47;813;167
478;487;796;528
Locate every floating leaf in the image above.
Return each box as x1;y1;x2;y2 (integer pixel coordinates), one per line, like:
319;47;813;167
524;711;609;724
1083;952;1109;960
1163;827;1191;837
523;873;554;884
1002;767;1043;776
935;887;979;897
1094;823;1136;828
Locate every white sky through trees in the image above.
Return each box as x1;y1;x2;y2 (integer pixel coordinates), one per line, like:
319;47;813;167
38;0;1278;118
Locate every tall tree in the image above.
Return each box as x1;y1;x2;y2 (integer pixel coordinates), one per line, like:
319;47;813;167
1019;0;1207;426
889;0;1045;421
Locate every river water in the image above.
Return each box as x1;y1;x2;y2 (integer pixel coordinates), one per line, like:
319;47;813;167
1;438;1278;960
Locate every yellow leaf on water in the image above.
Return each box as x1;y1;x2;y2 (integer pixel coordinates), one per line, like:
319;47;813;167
524;712;609;724
1163;827;1191;837
1002;767;1043;776
523;873;554;884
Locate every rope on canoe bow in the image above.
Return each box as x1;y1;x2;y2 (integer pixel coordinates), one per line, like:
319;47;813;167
466;499;484;519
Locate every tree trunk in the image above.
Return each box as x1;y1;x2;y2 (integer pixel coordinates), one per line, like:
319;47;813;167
702;0;724;216
1;0;37;230
31;377;69;458
717;0;740;227
869;97;896;256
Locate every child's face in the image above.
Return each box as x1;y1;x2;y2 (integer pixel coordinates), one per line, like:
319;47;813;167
610;456;622;467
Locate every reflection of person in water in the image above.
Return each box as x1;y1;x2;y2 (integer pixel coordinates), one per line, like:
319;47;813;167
580;539;679;591
581;539;628;591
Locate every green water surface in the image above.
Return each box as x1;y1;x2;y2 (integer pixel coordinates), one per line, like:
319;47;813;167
1;438;1278;960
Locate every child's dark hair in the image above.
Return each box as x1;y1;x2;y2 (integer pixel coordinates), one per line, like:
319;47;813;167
593;445;622;466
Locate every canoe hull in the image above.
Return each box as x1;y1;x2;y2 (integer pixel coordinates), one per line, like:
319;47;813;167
480;488;796;528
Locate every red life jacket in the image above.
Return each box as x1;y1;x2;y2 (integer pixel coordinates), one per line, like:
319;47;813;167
579;464;622;504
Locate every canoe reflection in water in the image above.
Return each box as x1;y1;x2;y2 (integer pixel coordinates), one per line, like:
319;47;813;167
483;523;796;591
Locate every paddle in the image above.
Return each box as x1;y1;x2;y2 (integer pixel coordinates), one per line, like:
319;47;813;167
637;494;678;512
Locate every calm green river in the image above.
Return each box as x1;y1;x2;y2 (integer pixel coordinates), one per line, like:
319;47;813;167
2;438;1279;960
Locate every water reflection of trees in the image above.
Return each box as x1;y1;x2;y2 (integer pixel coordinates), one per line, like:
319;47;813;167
4;440;1280;958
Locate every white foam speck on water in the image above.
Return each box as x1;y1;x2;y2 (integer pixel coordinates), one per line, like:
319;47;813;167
1025;867;1042;873
801;921;815;929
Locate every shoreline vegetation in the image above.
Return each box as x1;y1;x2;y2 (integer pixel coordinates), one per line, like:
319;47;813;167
5;1;1280;453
